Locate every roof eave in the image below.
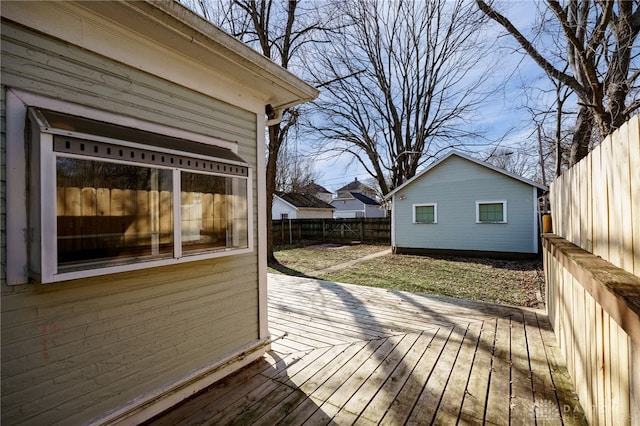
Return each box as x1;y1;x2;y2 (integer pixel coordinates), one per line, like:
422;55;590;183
78;0;319;109
386;150;548;199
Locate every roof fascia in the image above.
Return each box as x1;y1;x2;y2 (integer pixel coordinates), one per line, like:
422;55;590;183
385;150;547;199
134;1;319;109
450;150;548;190
273;194;299;211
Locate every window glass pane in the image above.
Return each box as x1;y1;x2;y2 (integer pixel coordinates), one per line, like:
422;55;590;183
181;172;248;253
56;157;174;271
415;205;435;223
479;203;503;222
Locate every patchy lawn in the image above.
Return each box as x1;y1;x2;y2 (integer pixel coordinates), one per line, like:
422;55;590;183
269;244;544;308
270;243;389;275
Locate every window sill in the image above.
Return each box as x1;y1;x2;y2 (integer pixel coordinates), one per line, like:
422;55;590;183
35;246;253;284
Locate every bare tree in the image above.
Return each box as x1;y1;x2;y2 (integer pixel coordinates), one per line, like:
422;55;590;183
275;141;320;192
518;69;575;180
308;0;498;195
181;0;333;264
476;0;640;165
484;144;543;180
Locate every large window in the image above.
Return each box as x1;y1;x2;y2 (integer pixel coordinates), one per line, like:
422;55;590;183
28;108;251;283
413;203;437;224
56;158;175;270
476;201;507;223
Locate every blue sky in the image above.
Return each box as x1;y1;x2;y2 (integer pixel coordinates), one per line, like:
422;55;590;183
305;2;553;193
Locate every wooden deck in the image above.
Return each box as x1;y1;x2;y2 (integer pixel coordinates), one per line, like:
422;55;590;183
146;274;585;425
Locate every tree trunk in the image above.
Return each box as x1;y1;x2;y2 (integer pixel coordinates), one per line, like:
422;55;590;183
570;105;592;165
266;123;280;265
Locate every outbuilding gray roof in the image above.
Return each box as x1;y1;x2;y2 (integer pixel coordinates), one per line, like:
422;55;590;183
275;192;334;209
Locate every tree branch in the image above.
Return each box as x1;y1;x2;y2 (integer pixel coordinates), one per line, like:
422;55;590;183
476;0;585;97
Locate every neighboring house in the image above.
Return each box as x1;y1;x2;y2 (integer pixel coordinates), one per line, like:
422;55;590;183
332;192;387;218
1;2;318;425
335;177;378;200
272;192;335;219
297;181;334;203
386;151;547;257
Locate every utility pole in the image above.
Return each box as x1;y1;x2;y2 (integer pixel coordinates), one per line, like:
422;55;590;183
537;124;547;186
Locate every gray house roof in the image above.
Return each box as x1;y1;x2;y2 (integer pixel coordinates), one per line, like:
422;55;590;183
335;178;377;198
337;178;367;192
275;192;334;209
386;150;548;199
298;182;332;195
349;192;381;206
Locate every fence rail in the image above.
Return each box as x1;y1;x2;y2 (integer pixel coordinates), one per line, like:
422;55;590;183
544;115;640;425
272;218;391;245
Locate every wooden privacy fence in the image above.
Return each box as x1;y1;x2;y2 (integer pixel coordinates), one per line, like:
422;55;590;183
543;115;640;425
272;218;391;245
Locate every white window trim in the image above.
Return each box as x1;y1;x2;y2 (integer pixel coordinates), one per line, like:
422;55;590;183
413;203;438;224
475;200;508;224
7;90;254;284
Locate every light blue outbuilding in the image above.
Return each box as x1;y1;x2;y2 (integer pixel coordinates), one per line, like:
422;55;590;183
386;151;548;258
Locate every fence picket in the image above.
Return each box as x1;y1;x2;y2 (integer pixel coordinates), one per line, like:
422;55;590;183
545;117;640;425
629;115;640;276
272;218;391;245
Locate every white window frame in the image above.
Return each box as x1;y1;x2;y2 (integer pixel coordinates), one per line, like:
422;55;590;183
475;200;508;224
7;91;254;284
413;203;438;224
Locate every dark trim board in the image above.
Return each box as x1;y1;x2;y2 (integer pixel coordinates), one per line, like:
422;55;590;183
392;246;540;260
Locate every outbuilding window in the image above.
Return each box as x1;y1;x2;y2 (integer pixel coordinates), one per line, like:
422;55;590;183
413;203;437;224
476;200;507;223
26;108;251;283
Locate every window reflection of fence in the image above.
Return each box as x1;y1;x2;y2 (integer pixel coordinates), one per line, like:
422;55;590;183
57;187;173;262
181;192;229;249
56;187;233;262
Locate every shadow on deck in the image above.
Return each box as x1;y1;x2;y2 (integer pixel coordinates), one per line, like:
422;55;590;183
145;273;585;425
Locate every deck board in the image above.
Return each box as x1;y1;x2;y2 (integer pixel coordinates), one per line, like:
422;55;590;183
145;274;584;425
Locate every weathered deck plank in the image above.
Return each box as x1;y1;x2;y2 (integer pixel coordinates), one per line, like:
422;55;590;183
459;318;496;424
431;321;483;425
358;330;437;423
145;274;584;425
484;316;512;425
405;325;467;425
378;327;452;426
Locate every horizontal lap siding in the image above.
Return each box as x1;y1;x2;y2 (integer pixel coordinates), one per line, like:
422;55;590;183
1;21;260;425
394;156;536;253
332;198;364;210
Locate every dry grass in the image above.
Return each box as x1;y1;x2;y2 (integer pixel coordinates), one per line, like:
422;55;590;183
270;243;389;275
269;243;544;308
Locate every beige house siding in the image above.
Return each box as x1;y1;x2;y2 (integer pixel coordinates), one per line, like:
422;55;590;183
1;258;259;425
1;16;261;425
296;209;335;219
